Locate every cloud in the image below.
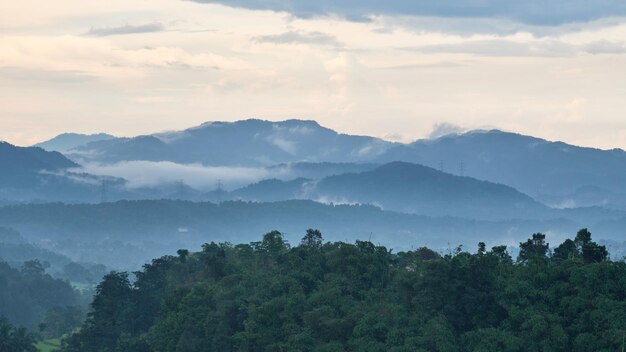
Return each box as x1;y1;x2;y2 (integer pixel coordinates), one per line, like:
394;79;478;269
253;30;342;47
266;136;298;155
75;161;295;190
402;39;626;57
192;0;626;26
0;67;96;83
85;23;165;37
382;133;405;142
429;123;465;139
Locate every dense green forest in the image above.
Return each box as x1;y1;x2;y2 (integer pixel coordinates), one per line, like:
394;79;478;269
51;228;625;352
0;316;37;352
0;259;86;332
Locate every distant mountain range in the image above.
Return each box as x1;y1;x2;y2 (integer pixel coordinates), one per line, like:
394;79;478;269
7;125;626;268
1;199;625;268
375;129;626;200
65;119;392;165
0;142;77;188
0;141;124;202
34;119;626;208
224;162;551;220
34;133;115;153
0;199;597;267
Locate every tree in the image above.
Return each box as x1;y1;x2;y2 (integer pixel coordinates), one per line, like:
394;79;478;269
489;245;512;263
61;230;626;352
254;230;288;255
39;306;85;339
553;239;578;261
574;229;608;263
63;272;133;351
517;233;549;263
0;316;37;352
177;249;190;263
20;260;46;276
477;242;487;256
300;229;323;249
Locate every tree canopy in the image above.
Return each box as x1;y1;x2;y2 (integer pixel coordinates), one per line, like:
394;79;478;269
61;228;626;352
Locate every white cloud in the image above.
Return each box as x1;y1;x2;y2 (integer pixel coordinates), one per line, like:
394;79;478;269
85;23;165;37
75;161;294;190
266;136;298;155
429;123;466;139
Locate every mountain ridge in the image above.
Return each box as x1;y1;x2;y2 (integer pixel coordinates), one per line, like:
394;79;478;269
28;119;626;209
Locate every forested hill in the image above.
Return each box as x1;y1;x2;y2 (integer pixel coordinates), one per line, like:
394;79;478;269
0;141;76;187
60;229;626;352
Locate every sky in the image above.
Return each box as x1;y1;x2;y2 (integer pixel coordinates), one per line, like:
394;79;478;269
2;0;626;149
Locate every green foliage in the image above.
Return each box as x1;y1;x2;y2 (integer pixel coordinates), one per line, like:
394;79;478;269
34;338;62;352
517;233;550;263
0;260;81;329
62;229;626;352
38;306;84;340
0;316;37;352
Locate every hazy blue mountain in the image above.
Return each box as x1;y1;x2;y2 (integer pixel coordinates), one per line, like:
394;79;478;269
375;130;626;199
222;162;551;220
538;185;626;211
62;120;626;211
0;199;597;269
68;119;394;165
0;142;77;187
34;133;114;153
268;161;380;179
0;141;129;203
310;161;552;220
228;178;311;202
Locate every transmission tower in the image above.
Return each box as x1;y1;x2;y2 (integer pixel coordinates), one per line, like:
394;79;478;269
216;179;223;204
459;160;465;177
100;178;107;203
439;160;444;173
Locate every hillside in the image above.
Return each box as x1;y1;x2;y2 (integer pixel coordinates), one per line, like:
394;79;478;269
376;130;626;199
228;177;311;202
67;119;394;165
0;142;77;188
61;229;625;352
3;199;623;269
34;133;115;153
221;162;552;220
311;162;551;220
57;120;626;211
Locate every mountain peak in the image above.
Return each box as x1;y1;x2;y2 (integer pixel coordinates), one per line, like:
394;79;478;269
34;132;115;153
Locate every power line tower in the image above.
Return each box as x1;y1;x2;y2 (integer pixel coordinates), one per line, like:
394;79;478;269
459;160;465;177
216;179;223;204
439;160;444;173
100;178;107;204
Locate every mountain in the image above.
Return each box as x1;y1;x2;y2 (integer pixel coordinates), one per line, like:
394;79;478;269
0;141;128;203
539;185;626;211
267;161;380;179
62;120;626;210
0;199;589;268
222;162;551;220
310;162;552;220
67;119;394;165
34;133;115;153
2;199;624;269
375;130;626;200
0;227;107;284
0;142;77;187
228;177;312;202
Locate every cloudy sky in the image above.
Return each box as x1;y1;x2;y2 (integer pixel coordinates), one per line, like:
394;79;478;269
2;0;626;149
